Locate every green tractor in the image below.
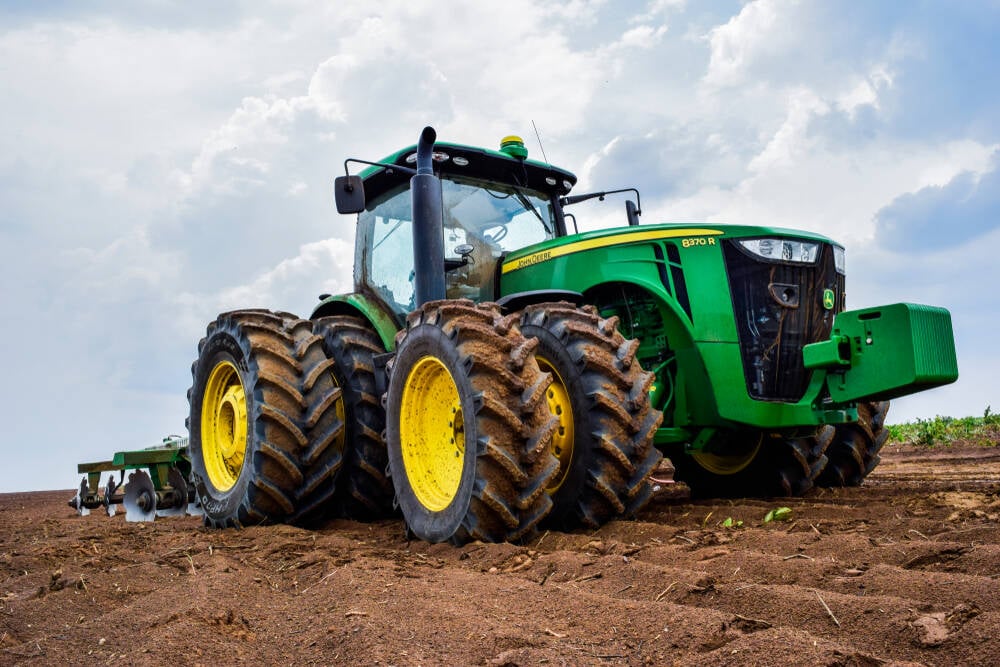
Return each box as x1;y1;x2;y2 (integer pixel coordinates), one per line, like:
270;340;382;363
186;126;957;543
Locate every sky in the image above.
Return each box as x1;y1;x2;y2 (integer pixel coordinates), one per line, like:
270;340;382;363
2;0;998;492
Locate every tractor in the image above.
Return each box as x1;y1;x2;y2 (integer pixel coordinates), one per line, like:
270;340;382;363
165;127;959;543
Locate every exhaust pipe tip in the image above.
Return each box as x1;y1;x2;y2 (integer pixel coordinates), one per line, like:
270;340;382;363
416;126;437;175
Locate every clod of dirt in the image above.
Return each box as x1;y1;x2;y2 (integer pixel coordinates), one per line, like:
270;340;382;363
911;613;949;647
35;569;75;597
910;603;981;647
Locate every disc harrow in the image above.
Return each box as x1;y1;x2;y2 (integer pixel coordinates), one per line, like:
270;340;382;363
68;435;202;522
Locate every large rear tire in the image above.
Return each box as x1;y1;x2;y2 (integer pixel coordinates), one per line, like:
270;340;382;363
313;315;394;519
816;400;890;487
669;427;833;499
188;310;345;528
385;300;559;544
519;302;663;529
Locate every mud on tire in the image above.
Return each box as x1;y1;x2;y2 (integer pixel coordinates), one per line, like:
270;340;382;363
188;310;345;528
816;400;890;487
385;300;559;544
313;315;394;519
519;302;663;529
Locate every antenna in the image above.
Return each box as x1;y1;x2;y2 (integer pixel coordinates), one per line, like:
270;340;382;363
531;119;549;165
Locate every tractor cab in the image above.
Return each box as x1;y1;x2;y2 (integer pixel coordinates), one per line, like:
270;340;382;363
338;137;578;316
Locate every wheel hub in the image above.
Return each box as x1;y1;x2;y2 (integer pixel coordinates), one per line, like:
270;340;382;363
538;357;574;492
691;435;762;475
399;356;465;512
201;361;248;492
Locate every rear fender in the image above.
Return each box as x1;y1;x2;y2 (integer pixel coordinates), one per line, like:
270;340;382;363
310;293;401;352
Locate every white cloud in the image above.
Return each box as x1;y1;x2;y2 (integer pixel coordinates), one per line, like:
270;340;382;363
213;237;354;312
618;24;670;49
747;88;829;172
703;0;788;87
836;65;893;118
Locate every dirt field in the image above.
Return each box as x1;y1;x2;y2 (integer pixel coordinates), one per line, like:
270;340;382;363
3;443;1000;666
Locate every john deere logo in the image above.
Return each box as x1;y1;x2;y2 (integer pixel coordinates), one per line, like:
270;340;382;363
823;289;836;310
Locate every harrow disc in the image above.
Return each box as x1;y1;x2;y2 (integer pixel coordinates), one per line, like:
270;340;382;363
73;478;90;517
124;470;157;522
156;468;188;517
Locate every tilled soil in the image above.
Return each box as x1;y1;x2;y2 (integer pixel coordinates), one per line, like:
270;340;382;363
3;443;1000;666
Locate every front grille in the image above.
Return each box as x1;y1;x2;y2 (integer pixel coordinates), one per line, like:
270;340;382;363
723;241;844;401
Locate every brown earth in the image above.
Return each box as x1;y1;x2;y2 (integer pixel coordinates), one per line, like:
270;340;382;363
3;443;1000;666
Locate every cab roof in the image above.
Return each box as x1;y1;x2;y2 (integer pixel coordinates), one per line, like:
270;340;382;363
360;141;578;204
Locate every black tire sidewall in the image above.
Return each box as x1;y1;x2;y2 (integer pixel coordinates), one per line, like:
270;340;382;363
386;322;479;543
188;326;257;521
520;323;592;522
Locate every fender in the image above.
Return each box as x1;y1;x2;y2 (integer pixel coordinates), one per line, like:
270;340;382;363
310;292;401;352
495;289;584;314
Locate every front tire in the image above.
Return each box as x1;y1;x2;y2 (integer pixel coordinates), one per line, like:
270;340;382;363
519;302;663;529
816;401;890;487
669;427;833;498
385;300;559;544
188;310;345;528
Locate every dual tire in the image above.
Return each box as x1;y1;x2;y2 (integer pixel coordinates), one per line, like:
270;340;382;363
187;310;345;528
189;302;665;541
669;428;833;499
670;400;891;498
384;300;663;543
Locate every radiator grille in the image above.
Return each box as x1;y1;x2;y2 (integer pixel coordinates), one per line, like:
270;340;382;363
723;241;845;401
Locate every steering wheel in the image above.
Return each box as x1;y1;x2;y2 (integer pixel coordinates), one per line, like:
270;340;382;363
483;224;508;244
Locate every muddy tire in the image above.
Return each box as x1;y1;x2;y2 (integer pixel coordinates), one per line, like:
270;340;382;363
669;426;833;499
518;302;663;529
313;315;394;519
187;310;345;528
385;300;559;544
816;401;890;487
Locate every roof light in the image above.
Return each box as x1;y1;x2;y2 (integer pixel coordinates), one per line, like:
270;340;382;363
405;151;450;164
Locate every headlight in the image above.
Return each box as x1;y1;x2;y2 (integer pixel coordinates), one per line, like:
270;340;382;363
738;238;820;264
833;245;846;274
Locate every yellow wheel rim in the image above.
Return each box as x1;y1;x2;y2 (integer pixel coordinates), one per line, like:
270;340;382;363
538;357;574;493
200;360;248;492
692;437;762;475
399;356;465;512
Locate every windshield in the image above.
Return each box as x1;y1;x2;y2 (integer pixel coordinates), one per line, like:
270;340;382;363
362;176;556;314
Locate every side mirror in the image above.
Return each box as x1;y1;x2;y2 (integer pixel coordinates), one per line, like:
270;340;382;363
626;199;640;226
334;175;365;214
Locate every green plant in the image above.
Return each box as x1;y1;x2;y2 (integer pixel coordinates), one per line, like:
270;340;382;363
887;408;1000;447
763;507;792;523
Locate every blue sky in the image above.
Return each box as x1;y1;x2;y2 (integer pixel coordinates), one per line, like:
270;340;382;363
2;0;998;492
